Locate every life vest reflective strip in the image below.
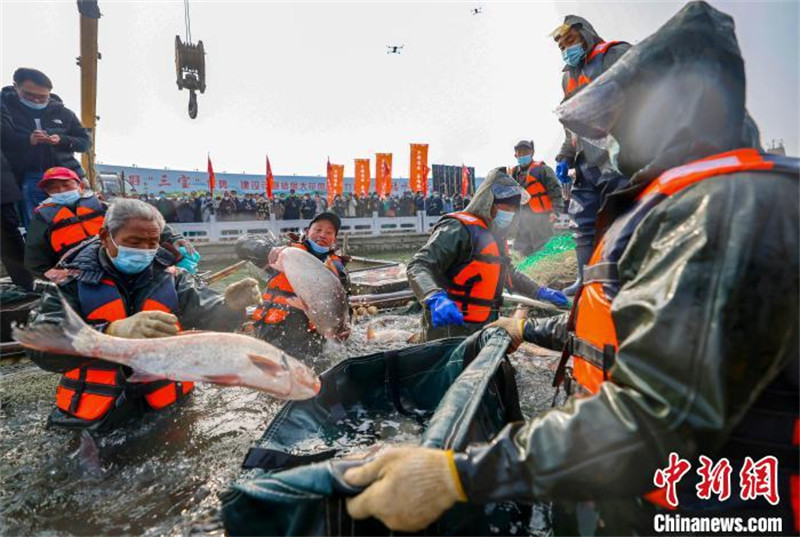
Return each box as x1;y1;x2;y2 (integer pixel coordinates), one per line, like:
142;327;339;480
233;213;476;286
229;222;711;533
564;41;622;98
444;212;509;324
56;269;192;422
553;149;800;510
253;243;344;329
523;162;553;213
36;197;105;257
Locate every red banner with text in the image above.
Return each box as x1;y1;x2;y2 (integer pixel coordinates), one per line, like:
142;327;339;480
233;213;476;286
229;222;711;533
375;153;392;197
409;144;428;194
354;159;371;197
327;160;344;204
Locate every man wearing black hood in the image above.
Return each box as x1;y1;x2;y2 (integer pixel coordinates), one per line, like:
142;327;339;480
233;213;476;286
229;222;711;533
551;16;631;296
1;68;91;224
342;3;799;534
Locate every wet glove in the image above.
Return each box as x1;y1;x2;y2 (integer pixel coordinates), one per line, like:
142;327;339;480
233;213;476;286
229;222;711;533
107;311;179;339
345;447;467;532
176;246;201;274
487;317;526;352
224;277;261;311
536;286;570;308
425;291;464;327
555;160;571;185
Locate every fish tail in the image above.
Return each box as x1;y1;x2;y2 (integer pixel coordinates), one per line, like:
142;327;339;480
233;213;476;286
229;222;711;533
12;293;89;356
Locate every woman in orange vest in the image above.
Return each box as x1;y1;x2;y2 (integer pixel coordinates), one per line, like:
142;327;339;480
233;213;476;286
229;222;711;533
24;166;194;279
26;198;261;430
340;4;798;533
237;212;350;356
407;168;568;342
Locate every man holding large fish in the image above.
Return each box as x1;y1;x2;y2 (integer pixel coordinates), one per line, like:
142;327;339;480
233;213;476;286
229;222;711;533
238;211;351;355
20;198;311;430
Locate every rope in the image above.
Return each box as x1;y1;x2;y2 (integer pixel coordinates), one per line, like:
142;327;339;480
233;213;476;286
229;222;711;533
183;0;192;44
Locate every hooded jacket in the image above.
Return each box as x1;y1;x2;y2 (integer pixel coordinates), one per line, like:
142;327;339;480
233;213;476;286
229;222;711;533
454;3;798;532
407;169;541;340
0;86;91;178
555;16;630;173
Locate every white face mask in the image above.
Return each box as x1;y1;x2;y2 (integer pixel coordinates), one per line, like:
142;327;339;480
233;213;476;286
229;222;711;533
493;209;516;229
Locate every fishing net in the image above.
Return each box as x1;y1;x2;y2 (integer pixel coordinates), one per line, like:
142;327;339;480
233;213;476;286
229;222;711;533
515;234;576;272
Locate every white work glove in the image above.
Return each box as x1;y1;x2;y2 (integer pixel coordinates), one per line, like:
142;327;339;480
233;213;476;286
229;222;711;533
106;311;179;339
224;277;261;311
345;447;467;532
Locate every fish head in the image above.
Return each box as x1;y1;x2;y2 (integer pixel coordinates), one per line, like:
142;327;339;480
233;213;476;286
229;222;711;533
288;361;322;400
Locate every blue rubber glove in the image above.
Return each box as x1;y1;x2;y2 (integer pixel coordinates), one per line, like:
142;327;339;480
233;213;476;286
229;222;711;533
176;246;201;274
425;291;465;328
555;160;571;185
536;286;569;308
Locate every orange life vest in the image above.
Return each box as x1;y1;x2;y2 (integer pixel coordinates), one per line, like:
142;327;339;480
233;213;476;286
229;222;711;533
56;268;193;423
564;41;623;98
556;148;800;513
252;243;346;330
523;162;553;213
444;212;510;324
35;196;106;258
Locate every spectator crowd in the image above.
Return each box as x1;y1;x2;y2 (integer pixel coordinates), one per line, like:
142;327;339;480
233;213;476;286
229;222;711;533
127;189;471;223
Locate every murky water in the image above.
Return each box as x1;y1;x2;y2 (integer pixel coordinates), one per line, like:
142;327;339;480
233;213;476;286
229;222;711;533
0;259;559;535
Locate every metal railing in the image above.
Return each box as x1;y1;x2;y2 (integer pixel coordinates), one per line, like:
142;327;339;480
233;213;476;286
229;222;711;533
170;212;444;242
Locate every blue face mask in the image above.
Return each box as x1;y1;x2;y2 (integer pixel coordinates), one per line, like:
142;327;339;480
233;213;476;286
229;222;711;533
50;190;81;205
20;97;48;110
307;237;331;255
109;236;158;274
562;43;585;67
516;155;533;167
493;209;516;229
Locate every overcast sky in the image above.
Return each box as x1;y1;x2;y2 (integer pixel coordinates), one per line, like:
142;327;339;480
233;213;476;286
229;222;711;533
1;1;797;178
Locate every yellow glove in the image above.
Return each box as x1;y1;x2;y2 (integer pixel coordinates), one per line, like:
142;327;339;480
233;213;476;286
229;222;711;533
345;447;467;532
487;316;526;352
224;277;261;311
106;311;179;339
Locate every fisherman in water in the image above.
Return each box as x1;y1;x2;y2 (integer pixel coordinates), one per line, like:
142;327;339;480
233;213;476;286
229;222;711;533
26;198;262;430
237;211;350;355
407;168;568;342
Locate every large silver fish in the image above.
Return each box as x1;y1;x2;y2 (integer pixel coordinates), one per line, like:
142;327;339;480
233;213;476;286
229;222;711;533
272;247;350;340
12;297;321;400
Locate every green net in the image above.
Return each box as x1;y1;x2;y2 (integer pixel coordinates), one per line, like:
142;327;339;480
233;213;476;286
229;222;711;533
515;234;576;272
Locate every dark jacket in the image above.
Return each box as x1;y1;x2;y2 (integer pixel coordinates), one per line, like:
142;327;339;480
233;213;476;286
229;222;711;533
0;86;91;178
27;238;244;374
24;197;184;278
455;3;799;533
300;198;316;219
283;195;301;220
1;146;21;204
154;197;177;223
554;17;630;172
408;170;541;341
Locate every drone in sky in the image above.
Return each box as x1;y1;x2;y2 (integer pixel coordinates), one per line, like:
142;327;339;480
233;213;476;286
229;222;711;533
471;7;483;15
386;45;404;54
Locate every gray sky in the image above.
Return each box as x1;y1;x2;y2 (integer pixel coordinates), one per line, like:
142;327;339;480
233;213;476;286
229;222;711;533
2;1;797;178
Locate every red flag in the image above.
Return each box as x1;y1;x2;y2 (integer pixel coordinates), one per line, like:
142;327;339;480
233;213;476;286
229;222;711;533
207;154;216;193
422;164;430;196
461;164;469;197
266;156;274;199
